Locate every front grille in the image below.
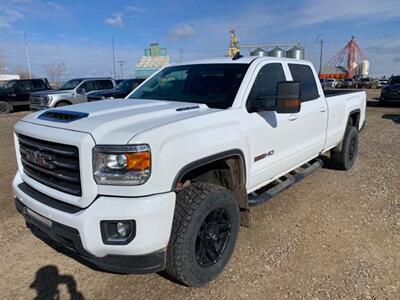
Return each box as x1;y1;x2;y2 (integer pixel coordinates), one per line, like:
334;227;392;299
30;96;45;105
18;134;82;196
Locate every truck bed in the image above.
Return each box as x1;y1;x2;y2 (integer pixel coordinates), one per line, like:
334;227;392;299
324;89;364;97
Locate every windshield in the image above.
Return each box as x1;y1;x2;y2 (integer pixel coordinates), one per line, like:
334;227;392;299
389;76;400;84
0;80;17;90
128;64;249;109
58;79;83;91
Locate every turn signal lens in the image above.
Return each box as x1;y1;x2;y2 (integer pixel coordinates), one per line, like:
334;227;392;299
126;151;151;171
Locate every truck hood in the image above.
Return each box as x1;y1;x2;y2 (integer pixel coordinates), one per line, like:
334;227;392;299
21;99;213;144
31;90;71;96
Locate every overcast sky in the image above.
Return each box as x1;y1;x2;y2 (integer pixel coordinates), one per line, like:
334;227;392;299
0;0;399;79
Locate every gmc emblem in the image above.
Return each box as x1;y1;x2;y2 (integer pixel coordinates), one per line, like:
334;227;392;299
24;149;55;169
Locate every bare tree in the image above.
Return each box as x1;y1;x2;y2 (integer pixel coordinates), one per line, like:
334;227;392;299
14;65;32;79
43;62;66;83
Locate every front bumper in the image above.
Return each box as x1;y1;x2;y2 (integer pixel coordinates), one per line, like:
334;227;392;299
15;199;166;273
381;91;400;101
30;103;50;111
13;173;176;273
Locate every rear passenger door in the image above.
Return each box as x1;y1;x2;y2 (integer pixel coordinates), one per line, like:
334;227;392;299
287;63;327;161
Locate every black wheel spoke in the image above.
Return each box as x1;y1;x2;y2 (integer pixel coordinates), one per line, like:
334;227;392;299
195;207;232;267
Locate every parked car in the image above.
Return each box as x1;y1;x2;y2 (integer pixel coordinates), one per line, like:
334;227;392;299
378;79;388;89
13;57;366;287
0;79;51;114
30;77;115;111
320;78;337;89
341;78;354;89
356;77;374;89
87;78;146;102
380;75;400;104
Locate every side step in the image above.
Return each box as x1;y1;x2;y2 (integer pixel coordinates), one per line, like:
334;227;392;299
248;158;323;207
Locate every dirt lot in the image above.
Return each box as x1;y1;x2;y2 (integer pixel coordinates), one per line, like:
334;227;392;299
0;90;399;300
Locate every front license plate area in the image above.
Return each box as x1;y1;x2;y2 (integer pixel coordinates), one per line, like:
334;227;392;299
27;208;52;228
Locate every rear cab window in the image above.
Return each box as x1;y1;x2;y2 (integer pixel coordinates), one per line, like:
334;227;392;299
32;80;45;90
96;80;114;90
288;64;319;102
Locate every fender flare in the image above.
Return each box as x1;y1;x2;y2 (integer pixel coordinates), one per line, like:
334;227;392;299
171;149;247;190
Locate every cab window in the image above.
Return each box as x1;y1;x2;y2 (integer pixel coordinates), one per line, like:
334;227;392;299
288;64;319;102
246;63;286;112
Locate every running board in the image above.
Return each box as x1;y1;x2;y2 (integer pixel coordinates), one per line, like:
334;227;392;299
248;158;323;207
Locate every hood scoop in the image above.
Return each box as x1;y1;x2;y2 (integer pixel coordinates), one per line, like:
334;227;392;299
37;110;89;123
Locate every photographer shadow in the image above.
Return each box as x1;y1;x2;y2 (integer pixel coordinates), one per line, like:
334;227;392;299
31;265;85;300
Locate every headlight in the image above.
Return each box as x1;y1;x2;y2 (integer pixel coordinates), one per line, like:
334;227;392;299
42;96;52;105
93;145;151;185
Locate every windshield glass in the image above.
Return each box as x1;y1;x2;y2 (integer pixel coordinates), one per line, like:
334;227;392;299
128;64;249;109
389;76;400;84
0;80;17;90
58;79;82;91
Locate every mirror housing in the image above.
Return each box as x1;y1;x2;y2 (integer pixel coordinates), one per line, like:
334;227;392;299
77;87;86;94
275;81;301;114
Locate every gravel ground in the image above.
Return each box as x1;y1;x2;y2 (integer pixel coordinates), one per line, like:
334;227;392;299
0;90;399;300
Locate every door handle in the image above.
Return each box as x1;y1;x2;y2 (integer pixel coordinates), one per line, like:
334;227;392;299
320;106;327;112
288;114;299;121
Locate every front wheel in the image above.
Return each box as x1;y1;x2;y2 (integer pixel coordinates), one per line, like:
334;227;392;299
330;126;359;170
166;183;240;287
0;101;12;114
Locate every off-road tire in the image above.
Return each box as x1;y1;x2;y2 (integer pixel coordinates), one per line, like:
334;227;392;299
166;183;240;287
0;101;12;114
330;126;359;170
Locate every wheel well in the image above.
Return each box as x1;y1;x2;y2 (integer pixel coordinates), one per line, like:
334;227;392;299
175;155;248;209
348;111;360;128
55;100;72;106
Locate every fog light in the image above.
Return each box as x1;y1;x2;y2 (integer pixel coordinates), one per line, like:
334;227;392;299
117;222;128;237
100;220;136;245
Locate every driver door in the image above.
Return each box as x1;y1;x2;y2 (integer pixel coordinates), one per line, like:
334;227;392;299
245;62;308;189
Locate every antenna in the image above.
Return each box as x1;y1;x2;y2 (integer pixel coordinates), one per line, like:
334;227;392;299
112;37;116;78
24;32;32;79
179;49;184;63
118;60;125;79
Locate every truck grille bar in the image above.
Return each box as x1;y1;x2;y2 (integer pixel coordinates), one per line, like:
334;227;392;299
18;134;82;196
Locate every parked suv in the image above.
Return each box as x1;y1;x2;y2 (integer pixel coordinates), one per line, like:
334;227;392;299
30;77;115;111
87;78;145;102
380;75;400;104
0;79;51;114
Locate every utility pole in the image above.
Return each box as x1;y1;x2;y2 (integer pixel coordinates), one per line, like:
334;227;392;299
112;37;116;79
179;49;184;63
319;39;324;76
118;60;125;79
24;32;32;79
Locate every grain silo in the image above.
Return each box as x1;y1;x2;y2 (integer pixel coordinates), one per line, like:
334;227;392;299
286;46;305;60
268;47;286;58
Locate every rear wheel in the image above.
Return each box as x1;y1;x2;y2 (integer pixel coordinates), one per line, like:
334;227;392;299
0;101;12;114
330;126;359;170
166;183;240;287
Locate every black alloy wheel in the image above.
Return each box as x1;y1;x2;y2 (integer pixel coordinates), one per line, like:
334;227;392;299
195;208;231;267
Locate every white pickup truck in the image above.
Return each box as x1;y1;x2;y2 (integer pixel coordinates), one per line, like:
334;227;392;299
13;57;366;287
